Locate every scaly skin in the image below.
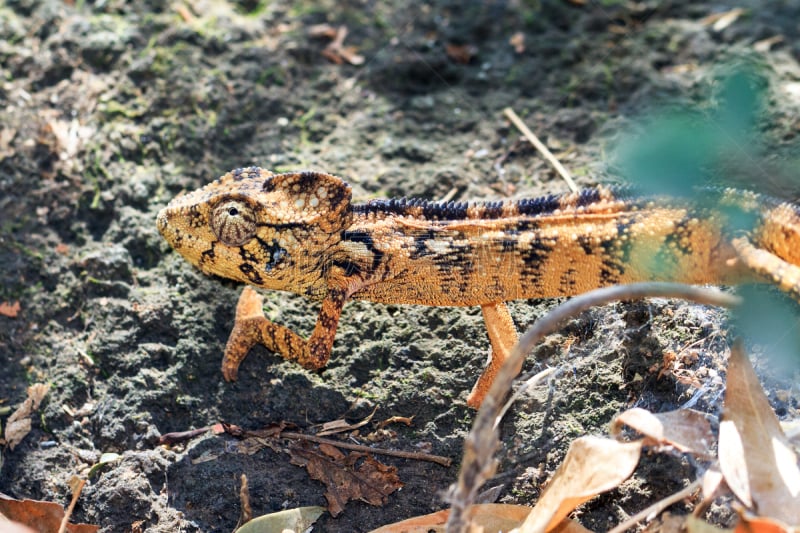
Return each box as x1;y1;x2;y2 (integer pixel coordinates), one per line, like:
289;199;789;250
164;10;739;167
156;167;800;407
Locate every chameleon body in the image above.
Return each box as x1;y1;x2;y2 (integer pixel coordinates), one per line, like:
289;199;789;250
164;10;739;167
157;167;800;407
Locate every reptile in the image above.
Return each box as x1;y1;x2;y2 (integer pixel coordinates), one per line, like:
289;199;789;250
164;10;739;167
156;167;800;408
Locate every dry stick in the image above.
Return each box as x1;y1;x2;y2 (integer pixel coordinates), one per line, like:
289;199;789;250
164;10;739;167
57;477;86;533
282;431;452;467
503;107;579;193
607;476;704;533
445;283;741;533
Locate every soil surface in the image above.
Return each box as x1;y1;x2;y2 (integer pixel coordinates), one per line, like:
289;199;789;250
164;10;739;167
2;1;799;532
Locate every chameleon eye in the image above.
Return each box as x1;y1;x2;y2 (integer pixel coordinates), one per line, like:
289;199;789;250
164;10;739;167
211;200;257;246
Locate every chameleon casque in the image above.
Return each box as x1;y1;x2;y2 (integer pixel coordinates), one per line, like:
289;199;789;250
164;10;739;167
157;167;800;408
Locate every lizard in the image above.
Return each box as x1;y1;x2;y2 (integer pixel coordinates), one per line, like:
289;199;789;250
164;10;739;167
156;166;800;408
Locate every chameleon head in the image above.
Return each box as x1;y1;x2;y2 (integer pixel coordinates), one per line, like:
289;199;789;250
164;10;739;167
157;167;352;291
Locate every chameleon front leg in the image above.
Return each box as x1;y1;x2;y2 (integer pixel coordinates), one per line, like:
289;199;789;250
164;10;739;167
466;301;520;409
222;286;348;381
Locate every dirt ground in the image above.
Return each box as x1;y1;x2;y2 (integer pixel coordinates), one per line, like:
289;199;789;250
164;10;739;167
2;1;800;531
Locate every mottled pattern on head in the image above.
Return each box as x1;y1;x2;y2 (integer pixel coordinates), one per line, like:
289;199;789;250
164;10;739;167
157;167;352;296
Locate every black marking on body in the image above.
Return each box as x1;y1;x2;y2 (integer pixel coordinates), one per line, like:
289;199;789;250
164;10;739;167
519;237;557;282
662;215;694;257
597;218;636;284
501;238;517;252
342;229;383;273
576;235;595;256
256;237;288;272
559;267;579;293
240;246;257;263
409;229;438;260
200;243;216;264
353;191;592;221
239;263;264;284
188;206;205;228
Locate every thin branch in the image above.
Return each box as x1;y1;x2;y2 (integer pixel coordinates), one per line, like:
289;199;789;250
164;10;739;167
282;431;452;467
503;107;579;192
446;282;740;533
607;476;704;533
58;477;86;533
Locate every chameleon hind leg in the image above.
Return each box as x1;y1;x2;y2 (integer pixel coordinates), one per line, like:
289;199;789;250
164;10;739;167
466;302;520;409
222;286;347;381
732;236;800;303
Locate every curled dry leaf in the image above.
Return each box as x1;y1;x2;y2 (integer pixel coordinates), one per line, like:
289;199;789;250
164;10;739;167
4;383;50;450
316;405;378;437
718;341;800;525
369;503;532;533
610;407;713;455
518;436;642;533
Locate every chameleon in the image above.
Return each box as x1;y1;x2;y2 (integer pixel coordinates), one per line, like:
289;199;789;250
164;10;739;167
156;167;800;408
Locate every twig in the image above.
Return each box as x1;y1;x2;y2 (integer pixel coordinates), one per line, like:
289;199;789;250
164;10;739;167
494;367;557;429
282;431;452;467
446;282;740;533
503;107;579;192
238;474;252;527
607;476;704;533
58;477;86;533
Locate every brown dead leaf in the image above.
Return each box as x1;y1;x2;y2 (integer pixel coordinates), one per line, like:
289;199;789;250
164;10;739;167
611;407;713;455
5;383;50;450
518;436;642;532
700;8;746;32
316;406;378;437
734;514;795;533
718;341;800;524
289;443;402;517
0;494;98;533
0;301;21;318
375;415;414;430
369;503;532;533
309;24;364;65
445;43;477;64
509;32;525;53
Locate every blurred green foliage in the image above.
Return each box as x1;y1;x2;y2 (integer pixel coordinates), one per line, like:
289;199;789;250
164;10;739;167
613;66;799;365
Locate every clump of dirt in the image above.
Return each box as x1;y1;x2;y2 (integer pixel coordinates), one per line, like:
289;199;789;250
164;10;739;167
1;1;799;531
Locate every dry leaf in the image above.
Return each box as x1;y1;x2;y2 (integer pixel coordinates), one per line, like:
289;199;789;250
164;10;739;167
518;436;642;532
0;494;98;533
310;25;364;65
610;407;713;455
445;43;477;64
375;415;414;430
316;405;378;436
700;8;746;32
734;514;796;533
718;341;800;524
0;301;21;318
509;32;525;54
369;503;532;533
289;443;402;517
5;383;51;450
234;506;326;533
